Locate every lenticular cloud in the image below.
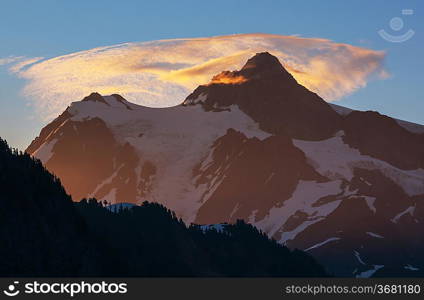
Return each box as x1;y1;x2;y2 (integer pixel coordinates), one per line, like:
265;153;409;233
10;33;386;120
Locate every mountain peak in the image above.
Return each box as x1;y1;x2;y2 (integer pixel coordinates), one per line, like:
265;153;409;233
78;92;133;110
82;92;110;106
184;52;342;140
241;52;281;70
238;52;295;81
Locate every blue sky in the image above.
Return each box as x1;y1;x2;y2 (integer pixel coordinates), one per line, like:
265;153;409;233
0;0;423;150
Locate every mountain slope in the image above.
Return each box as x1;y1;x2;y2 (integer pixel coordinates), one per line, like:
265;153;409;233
27;52;424;276
0;137;327;277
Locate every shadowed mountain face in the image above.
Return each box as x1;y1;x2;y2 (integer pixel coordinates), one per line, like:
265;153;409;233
27;52;424;276
29;115;139;202
342;111;424;170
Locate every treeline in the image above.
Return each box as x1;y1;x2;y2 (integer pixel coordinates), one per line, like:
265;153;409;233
0;138;89;276
0;138;327;277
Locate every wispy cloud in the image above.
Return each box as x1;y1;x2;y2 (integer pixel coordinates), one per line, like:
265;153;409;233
0;56;25;66
9;57;44;73
8;33;386;120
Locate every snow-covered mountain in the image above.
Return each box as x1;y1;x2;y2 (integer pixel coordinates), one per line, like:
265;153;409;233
27;52;424;277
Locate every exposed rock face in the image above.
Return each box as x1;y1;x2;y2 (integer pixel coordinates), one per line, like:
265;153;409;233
286;167;424;276
194;128;324;224
27;53;424;276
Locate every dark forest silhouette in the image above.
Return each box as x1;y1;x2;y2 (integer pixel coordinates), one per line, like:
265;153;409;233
0;137;327;277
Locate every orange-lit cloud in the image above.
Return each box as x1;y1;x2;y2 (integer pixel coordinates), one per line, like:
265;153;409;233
7;34;386;120
209;71;248;85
